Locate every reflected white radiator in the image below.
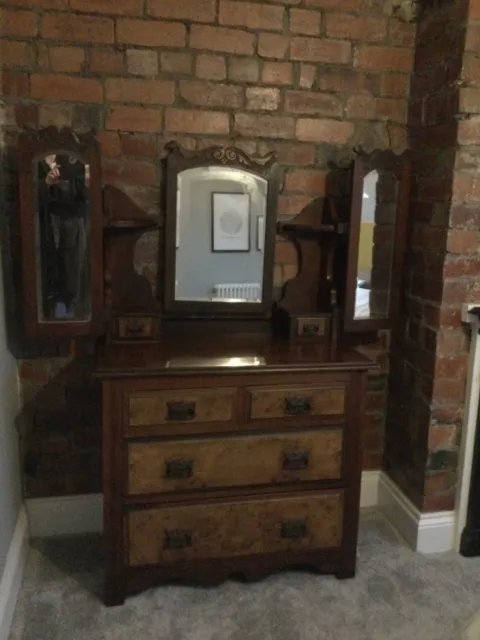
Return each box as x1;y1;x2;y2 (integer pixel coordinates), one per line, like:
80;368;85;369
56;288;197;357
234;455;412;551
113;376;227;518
212;283;262;301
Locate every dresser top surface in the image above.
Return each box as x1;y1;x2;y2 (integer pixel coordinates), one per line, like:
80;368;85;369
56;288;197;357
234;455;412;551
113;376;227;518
95;333;374;379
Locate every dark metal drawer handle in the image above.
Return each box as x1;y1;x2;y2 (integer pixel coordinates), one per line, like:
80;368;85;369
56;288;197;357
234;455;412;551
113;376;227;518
281;519;308;540
302;323;320;336
167;401;196;421
283;451;309;471
125;322;144;336
165;458;194;479
284;397;311;416
165;529;192;550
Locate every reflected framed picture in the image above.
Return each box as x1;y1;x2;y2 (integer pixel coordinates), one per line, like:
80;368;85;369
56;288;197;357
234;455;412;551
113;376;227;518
212;192;250;252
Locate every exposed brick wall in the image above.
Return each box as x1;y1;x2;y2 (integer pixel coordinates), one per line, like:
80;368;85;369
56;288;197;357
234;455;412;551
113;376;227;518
385;0;475;512
0;0;415;498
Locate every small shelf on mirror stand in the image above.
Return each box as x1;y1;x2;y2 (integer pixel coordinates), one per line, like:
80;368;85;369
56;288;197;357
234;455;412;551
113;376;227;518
104;218;159;231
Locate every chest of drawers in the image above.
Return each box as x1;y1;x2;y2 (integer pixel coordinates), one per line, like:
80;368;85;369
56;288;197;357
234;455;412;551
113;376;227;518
97;341;371;606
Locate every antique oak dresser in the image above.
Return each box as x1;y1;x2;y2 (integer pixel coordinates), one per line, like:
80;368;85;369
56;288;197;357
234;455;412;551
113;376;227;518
18;130;410;605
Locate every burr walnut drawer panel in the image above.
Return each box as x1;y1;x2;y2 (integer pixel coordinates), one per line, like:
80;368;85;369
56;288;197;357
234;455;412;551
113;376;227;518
246;384;346;423
127;491;344;567
126;388;237;429
117;317;156;340
127;428;344;495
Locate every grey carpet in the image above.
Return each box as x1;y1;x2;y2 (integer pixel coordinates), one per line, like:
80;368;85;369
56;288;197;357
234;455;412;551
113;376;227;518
9;511;480;640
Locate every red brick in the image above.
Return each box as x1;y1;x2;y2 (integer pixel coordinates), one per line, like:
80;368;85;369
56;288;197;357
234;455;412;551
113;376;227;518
50;47;86;73
1;0;68;6
190;25;254;55
196;55;226;80
106;106;163;132
285;90;342;116
97;131;121;157
296;118;353;144
259;141;315;165
434;355;468;380
119;134;158;158
1;8;37;37
380;73;410;97
105;78;174;104
291;37;351;63
318;69;377;93
246;87;280;111
424;471;457;494
14;103;38;127
305;0;369;7
388;19;415;46
275;239;298;263
228;58;259;83
166;108;230;134
147;0;216;22
41;13;114;43
103;159;157;187
126;49;158;76
278;195;313;216
452;173;480;203
436;328;468;356
117;19;186;47
219;0;284;31
262;62;293;86
446;229;478;254
459;87;480;114
89;48;124;74
2;71;29;97
428;424;458;451
326;14;386;41
355;46;413;72
0;41;35;68
285;169;327;194
299;64;316;89
161;52;192;75
31;74;102;102
234;113;294;139
458;117;480;144
70;0;143;14
38;104;73;128
180;81;243;108
290;9;321;35
466;25;480;51
258;33;290;59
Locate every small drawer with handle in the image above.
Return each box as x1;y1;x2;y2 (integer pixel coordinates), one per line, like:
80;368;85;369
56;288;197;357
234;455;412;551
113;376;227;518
246;384;346;425
127;490;344;567
117;317;156;340
127;428;344;495
126;387;237;431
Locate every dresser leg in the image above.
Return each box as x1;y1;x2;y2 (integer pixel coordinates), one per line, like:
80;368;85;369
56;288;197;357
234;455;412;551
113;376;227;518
335;568;356;580
104;584;125;607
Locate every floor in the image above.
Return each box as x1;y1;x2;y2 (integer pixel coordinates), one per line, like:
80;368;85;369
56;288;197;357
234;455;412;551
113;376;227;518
9;511;480;640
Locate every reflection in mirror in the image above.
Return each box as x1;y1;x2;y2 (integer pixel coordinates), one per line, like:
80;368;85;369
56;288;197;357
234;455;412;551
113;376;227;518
354;169;397;319
175;166;268;304
34;152;91;322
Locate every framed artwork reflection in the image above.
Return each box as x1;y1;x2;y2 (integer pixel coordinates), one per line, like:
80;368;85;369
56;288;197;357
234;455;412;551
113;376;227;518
212;192;250;252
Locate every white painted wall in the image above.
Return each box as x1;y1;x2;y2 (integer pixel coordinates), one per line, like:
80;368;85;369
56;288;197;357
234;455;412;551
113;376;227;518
0;244;21;580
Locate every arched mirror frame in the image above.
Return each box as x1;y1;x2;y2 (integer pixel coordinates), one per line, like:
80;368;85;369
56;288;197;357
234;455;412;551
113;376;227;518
162;142;280;319
19;126;104;339
344;149;411;333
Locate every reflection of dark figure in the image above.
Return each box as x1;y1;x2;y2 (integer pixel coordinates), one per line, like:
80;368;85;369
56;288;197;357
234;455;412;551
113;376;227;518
38;154;90;321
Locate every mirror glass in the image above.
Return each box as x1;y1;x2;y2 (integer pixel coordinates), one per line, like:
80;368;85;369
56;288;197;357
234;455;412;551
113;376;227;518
175;166;268;303
34;152;91;322
354;169;397;319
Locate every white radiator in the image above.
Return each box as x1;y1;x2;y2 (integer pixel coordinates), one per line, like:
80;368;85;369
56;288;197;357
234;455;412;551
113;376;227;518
212;283;262;301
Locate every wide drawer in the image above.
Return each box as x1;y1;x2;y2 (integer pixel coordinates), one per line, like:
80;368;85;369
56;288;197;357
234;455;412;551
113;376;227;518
127;491;344;567
127;428;344;495
126;387;237;428
246;384;345;423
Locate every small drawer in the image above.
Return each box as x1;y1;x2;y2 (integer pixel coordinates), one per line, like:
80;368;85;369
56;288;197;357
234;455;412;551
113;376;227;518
117;317;156;340
127;428;344;495
295;315;331;340
127;491;344;567
246;384;345;424
127;388;237;429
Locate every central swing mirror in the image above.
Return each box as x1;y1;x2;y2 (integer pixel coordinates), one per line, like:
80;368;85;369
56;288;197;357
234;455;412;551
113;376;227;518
163;143;280;318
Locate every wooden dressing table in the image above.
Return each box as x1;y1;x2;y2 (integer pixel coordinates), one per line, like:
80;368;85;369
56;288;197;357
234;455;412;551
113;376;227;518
18;129;410;605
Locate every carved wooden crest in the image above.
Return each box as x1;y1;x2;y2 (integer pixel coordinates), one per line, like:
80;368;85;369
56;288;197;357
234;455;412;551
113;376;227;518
164;141;278;174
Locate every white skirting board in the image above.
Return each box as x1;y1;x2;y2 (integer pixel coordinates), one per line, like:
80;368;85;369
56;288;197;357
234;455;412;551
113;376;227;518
378;472;455;553
0;507;29;640
25;472;456;554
